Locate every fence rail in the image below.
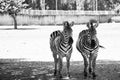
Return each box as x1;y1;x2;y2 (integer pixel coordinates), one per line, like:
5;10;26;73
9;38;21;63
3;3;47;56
19;9;116;16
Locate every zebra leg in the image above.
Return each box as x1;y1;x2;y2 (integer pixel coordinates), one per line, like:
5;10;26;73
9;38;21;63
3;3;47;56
89;53;92;74
92;54;97;79
53;53;58;76
58;56;63;78
83;56;89;78
66;55;71;78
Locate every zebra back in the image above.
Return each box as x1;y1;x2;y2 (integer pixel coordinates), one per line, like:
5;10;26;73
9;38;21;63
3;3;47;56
50;30;62;50
50;30;61;41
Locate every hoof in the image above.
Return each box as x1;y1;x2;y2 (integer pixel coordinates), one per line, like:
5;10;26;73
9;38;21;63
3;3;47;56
84;76;87;79
57;75;63;79
84;71;88;78
89;68;92;74
84;73;88;79
54;70;57;76
64;76;70;79
67;74;70;78
92;73;97;79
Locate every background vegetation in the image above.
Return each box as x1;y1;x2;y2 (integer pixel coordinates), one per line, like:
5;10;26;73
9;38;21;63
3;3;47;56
0;0;120;26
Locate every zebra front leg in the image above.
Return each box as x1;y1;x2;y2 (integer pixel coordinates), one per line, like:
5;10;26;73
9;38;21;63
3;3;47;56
83;56;89;78
66;55;71;78
92;54;97;79
88;53;95;78
58;56;63;78
89;53;92;75
53;53;58;76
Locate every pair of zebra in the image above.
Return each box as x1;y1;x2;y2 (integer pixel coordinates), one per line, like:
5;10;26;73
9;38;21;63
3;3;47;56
50;19;104;79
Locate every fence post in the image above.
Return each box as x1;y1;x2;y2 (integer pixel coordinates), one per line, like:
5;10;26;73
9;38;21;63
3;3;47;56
55;0;58;25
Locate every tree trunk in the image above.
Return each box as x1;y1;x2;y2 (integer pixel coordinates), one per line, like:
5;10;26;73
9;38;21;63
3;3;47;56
10;14;17;29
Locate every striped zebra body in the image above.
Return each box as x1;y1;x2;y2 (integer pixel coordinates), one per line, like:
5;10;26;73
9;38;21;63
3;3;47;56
50;30;73;57
50;21;74;78
50;30;61;53
76;20;99;79
76;29;99;57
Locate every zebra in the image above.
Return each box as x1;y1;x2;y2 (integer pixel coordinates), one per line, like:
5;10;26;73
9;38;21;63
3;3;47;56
50;21;74;78
76;19;104;79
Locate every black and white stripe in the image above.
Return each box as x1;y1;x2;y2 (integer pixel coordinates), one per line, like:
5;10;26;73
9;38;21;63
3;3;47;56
50;21;74;78
76;19;100;79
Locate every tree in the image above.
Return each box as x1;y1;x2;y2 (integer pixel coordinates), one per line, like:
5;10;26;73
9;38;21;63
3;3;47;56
0;0;21;29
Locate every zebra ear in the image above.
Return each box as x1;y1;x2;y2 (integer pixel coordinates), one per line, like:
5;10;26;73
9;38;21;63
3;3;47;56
87;22;90;28
70;21;74;27
90;19;99;28
94;21;99;28
87;19;99;28
63;21;69;27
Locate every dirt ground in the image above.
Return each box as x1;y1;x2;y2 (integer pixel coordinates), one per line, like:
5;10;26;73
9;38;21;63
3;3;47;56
0;60;120;80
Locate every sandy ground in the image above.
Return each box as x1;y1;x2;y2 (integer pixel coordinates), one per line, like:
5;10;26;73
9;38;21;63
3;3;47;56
0;23;120;80
0;23;120;61
0;60;120;80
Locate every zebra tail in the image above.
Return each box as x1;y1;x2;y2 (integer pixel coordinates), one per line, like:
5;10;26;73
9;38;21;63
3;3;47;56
99;45;105;49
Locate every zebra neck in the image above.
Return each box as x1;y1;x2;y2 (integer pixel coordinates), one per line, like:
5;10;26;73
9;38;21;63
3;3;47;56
61;36;69;44
61;32;70;44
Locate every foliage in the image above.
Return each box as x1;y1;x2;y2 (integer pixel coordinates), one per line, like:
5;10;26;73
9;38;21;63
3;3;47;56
22;0;41;10
45;0;56;10
1;0;120;12
98;0;120;10
0;0;22;15
58;1;76;10
83;0;120;10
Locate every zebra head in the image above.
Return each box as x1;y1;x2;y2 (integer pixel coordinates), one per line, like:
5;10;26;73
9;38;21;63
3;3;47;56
87;19;98;39
86;20;99;48
62;21;74;45
63;21;74;36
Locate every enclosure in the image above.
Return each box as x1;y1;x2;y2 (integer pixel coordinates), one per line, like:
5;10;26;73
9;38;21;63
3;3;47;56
0;0;120;25
0;0;120;80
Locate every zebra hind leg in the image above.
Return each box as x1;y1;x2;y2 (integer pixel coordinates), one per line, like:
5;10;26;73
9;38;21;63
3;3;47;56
53;53;58;76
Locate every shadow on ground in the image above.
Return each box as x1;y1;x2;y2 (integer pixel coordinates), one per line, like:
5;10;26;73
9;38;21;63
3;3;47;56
0;61;120;80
